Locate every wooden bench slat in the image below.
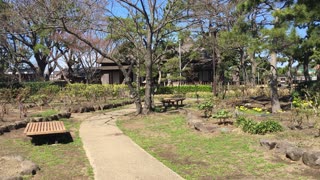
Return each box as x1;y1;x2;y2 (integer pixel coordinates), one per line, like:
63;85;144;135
31;123;37;133
49;123;54;131
36;123;41;131
24;123;30;134
24;121;67;136
58;121;65;131
54;122;59;131
59;121;63;130
44;122;49;131
41;122;45;132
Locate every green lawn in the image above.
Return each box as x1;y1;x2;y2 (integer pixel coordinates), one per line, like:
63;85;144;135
118;113;314;180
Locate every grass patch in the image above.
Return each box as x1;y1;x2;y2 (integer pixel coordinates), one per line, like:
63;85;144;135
31;109;59;118
118;113;313;179
0;119;93;180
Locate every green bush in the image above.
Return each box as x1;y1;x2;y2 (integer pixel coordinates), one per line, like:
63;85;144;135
112;84;129;97
0;82;22;89
198;100;213;118
156;85;212;94
254;120;283;135
236;117;257;134
63;83;130;103
235;117;283;135
29;85;60;106
23;82;52;95
186;92;212;98
212;110;232;119
64;83;86;101
84;84;105;101
0;88;16;103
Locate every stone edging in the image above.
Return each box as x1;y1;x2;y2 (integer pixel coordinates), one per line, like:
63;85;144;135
260;139;320;169
0;100;134;135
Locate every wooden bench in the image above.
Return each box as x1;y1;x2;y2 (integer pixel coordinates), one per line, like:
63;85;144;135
161;98;185;111
24;121;67;136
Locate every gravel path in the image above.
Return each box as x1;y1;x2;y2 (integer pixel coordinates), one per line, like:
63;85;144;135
77;106;183;180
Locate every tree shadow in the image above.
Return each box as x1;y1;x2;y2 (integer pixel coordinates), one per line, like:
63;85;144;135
30;132;73;145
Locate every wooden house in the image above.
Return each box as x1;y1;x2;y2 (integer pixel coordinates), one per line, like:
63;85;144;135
97;58;130;84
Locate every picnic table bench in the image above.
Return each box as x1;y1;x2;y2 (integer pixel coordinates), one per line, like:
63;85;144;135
161;97;185;111
24;121;67;136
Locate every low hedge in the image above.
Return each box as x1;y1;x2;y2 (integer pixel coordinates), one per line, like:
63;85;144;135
23;82;53;95
156;85;212;94
186;92;213;98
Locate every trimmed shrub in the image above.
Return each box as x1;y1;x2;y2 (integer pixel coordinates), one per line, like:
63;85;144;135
23;82;52;95
62;83;130;103
186;92;212;98
235;117;283;135
29;85;60;106
156;85;212;94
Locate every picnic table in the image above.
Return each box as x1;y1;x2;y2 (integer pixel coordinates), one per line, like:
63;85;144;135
161;97;185;111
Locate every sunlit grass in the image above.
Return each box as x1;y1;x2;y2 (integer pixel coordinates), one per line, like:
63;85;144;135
31;109;59;118
118;114;309;179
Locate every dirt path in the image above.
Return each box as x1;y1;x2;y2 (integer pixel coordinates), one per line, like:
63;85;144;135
76;105;183;180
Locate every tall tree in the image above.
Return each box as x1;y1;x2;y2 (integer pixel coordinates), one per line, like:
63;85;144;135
30;0;192;114
190;0;241;96
239;0;296;113
107;0;192;113
0;0;67;80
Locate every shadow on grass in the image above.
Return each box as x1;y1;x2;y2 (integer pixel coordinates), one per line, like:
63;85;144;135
30;132;73;145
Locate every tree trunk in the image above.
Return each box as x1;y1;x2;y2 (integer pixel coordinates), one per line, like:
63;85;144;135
288;57;293;89
270;51;281;113
55;62;71;84
13;67;22;82
240;49;247;85
158;69;162;85
143;42;153;114
34;52;48;80
124;76;142;115
249;52;257;86
303;56;311;82
210;28;217;96
235;70;240;86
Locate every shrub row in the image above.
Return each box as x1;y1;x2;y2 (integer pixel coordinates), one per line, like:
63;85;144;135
186;92;213;98
155;85;291;98
63;83;129;102
156;85;212;94
23;82;53;95
0;83;130;105
235;117;283;135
